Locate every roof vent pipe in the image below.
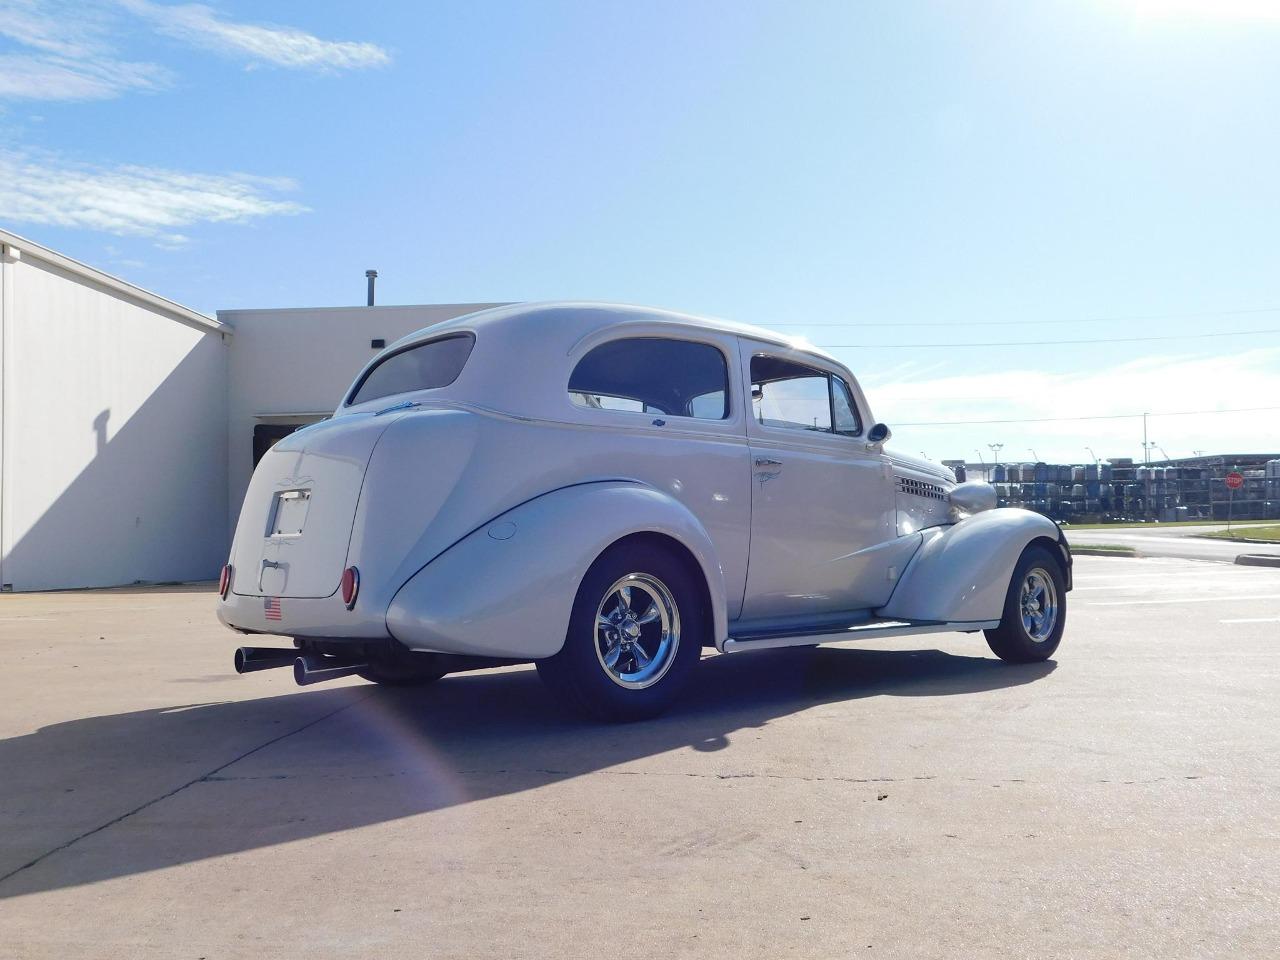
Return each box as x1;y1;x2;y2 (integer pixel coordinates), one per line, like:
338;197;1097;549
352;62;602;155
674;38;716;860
365;269;378;306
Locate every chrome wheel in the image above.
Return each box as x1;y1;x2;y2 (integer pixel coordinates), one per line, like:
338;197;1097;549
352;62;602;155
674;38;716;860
1019;568;1059;643
594;573;681;689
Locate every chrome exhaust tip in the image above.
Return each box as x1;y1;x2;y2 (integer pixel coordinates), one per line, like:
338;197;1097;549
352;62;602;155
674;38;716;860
293;653;368;687
234;646;299;674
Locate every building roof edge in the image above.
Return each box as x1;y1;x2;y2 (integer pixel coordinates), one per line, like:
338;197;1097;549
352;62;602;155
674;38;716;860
0;226;225;336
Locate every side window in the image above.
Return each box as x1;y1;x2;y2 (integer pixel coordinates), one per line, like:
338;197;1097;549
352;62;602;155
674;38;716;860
750;356;861;437
688;390;726;419
750;356;832;433
568;338;730;420
832;377;862;437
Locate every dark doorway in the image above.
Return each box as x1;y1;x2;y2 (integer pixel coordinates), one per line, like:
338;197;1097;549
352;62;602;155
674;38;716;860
252;423;307;468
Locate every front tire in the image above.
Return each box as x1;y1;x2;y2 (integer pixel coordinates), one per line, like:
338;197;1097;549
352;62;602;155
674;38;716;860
537;541;705;721
984;544;1066;663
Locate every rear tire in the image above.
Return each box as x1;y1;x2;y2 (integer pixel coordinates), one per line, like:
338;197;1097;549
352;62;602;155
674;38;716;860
537;541;705;721
984;545;1066;663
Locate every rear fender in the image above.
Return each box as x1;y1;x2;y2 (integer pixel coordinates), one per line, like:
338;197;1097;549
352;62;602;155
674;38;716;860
878;508;1066;624
386;481;728;658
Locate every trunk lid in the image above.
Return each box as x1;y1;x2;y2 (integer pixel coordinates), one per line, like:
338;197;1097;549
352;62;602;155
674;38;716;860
230;411;402;598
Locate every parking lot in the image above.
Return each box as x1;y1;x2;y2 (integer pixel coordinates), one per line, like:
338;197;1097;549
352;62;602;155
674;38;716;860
1;555;1277;959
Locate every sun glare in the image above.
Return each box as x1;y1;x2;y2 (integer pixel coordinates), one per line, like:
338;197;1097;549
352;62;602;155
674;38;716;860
1129;0;1280;20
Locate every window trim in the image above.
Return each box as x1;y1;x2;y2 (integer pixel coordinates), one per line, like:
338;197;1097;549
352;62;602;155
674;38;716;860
829;374;863;438
345;332;476;407
566;335;734;423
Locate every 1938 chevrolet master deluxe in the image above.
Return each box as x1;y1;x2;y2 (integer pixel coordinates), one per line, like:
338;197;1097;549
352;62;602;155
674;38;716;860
219;302;1070;720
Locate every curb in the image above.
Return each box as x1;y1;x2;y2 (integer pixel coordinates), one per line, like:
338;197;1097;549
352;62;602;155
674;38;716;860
1236;554;1280;568
1071;547;1139;558
1192;535;1279;545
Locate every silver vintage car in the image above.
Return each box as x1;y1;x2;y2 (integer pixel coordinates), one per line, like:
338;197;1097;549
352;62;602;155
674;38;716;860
219;302;1070;720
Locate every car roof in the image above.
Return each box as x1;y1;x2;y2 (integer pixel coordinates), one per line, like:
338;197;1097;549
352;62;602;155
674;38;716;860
343;301;866;423
385;301;839;365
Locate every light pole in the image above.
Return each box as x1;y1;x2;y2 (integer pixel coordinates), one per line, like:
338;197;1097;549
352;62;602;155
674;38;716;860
1085;446;1100;465
1027;447;1039;462
974;448;987;482
1157;445;1172;463
988;443;1004;468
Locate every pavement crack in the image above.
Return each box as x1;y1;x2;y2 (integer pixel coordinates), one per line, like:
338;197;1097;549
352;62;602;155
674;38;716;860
465;768;940;784
204;770;409;783
466;768;1213;787
0;692;373;889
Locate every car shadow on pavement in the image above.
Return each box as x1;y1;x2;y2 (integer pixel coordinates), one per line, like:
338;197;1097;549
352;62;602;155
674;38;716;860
0;645;1053;899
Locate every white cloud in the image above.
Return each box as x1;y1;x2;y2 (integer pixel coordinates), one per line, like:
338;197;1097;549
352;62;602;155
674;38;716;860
120;0;391;71
0;0;388;101
0;0;107;57
864;349;1280;463
0;0;169;100
0;149;308;244
0;52;168;100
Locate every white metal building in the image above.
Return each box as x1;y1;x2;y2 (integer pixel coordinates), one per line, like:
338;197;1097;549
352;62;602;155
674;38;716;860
0;226;498;591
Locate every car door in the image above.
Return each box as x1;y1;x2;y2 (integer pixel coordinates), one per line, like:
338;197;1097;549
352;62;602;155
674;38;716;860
737;339;900;623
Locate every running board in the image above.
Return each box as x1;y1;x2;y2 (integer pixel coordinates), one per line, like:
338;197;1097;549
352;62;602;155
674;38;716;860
721;618;999;654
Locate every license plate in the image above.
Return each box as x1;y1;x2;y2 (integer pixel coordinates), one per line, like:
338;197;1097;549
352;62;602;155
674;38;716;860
270;489;311;537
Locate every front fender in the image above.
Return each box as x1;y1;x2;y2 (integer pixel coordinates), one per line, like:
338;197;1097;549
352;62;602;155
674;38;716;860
878;508;1066;624
385;481;729;658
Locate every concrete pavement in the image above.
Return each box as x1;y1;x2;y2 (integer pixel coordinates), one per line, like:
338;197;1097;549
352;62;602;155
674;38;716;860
1;559;1278;959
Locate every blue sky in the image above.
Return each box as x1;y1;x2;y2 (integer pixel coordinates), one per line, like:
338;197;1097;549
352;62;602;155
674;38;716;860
1;0;1278;463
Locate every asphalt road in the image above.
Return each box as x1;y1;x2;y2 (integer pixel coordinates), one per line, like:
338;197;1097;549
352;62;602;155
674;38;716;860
1;559;1278;959
1066;523;1280;562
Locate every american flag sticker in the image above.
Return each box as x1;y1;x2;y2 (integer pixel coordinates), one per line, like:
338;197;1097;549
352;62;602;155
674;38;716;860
263;596;283;621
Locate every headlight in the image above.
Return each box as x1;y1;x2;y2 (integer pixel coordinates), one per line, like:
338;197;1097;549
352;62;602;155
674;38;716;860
950;481;997;518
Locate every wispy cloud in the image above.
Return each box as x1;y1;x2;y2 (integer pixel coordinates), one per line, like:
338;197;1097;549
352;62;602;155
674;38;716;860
0;0;388;101
0;52;168;100
0;0;169;100
120;0;391;71
0;149;308;244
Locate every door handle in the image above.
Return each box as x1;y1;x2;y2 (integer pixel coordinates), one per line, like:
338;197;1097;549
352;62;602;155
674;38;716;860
259;558;282;592
754;457;782;468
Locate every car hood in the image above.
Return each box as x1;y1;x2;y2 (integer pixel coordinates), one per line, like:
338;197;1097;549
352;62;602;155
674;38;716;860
885;449;955;484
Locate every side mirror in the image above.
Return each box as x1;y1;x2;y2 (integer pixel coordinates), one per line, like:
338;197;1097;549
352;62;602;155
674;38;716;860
867;422;892;444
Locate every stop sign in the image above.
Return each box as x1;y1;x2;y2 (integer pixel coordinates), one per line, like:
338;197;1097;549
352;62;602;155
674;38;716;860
1225;471;1245;490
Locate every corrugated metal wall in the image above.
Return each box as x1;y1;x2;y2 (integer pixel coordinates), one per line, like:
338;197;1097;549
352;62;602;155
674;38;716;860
0;252;229;590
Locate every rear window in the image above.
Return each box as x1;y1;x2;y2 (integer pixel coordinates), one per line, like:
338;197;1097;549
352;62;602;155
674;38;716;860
347;334;475;406
568;337;729;420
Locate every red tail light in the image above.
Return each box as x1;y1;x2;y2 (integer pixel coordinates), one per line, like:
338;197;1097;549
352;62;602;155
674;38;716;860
219;564;233;600
341;566;360;609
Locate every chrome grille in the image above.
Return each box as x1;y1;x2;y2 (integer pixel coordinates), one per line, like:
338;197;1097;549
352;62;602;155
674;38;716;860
897;476;948;501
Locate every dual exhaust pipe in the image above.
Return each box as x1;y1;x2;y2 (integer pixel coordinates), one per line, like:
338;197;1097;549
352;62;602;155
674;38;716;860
234;646;367;687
